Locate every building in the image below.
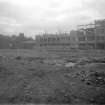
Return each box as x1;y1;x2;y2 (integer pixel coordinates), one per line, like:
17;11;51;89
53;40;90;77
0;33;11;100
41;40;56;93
77;26;96;49
21;41;36;49
35;19;105;50
35;32;78;51
77;19;105;49
95;19;105;49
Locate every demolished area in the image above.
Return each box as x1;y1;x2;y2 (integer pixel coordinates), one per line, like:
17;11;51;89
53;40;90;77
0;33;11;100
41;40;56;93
0;50;105;104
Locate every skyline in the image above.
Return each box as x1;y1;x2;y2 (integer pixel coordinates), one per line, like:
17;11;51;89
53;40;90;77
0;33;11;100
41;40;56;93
0;0;105;37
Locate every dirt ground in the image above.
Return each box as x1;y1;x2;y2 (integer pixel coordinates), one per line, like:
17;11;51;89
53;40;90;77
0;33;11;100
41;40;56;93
0;49;105;104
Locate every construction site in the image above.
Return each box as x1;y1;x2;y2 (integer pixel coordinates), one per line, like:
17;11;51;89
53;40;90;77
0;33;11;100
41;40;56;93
0;19;105;104
77;19;105;49
35;19;105;50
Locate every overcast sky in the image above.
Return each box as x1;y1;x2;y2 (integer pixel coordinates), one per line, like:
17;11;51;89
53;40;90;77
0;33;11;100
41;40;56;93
0;0;105;37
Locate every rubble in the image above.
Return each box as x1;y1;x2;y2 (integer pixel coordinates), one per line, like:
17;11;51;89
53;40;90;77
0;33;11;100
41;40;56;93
77;57;92;65
76;70;105;87
91;57;105;63
86;71;105;86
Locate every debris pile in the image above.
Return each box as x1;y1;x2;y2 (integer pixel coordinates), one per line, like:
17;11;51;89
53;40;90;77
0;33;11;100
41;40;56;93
91;57;105;63
77;58;91;65
76;70;105;87
86;71;105;86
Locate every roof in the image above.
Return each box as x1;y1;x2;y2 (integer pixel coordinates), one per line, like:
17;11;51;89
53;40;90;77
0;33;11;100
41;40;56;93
22;41;36;44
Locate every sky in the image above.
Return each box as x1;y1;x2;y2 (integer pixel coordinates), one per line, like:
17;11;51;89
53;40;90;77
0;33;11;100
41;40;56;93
0;0;105;37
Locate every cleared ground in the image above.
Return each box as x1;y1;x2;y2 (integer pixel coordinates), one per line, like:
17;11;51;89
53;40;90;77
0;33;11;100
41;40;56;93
0;49;105;104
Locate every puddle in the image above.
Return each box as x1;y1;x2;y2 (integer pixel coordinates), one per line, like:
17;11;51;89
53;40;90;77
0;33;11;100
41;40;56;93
65;62;76;67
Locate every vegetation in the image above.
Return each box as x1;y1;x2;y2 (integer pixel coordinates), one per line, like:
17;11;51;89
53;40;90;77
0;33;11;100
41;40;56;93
0;33;34;49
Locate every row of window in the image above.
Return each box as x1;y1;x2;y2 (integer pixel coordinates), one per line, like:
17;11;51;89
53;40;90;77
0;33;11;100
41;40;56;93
78;28;105;36
78;35;105;41
40;43;72;46
39;37;71;42
79;43;105;49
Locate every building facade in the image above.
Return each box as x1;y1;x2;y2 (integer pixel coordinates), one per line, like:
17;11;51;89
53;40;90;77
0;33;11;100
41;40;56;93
35;19;105;50
35;32;78;50
77;19;105;49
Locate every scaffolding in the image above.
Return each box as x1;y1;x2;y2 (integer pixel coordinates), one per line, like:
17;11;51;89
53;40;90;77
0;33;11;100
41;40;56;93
77;20;105;49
